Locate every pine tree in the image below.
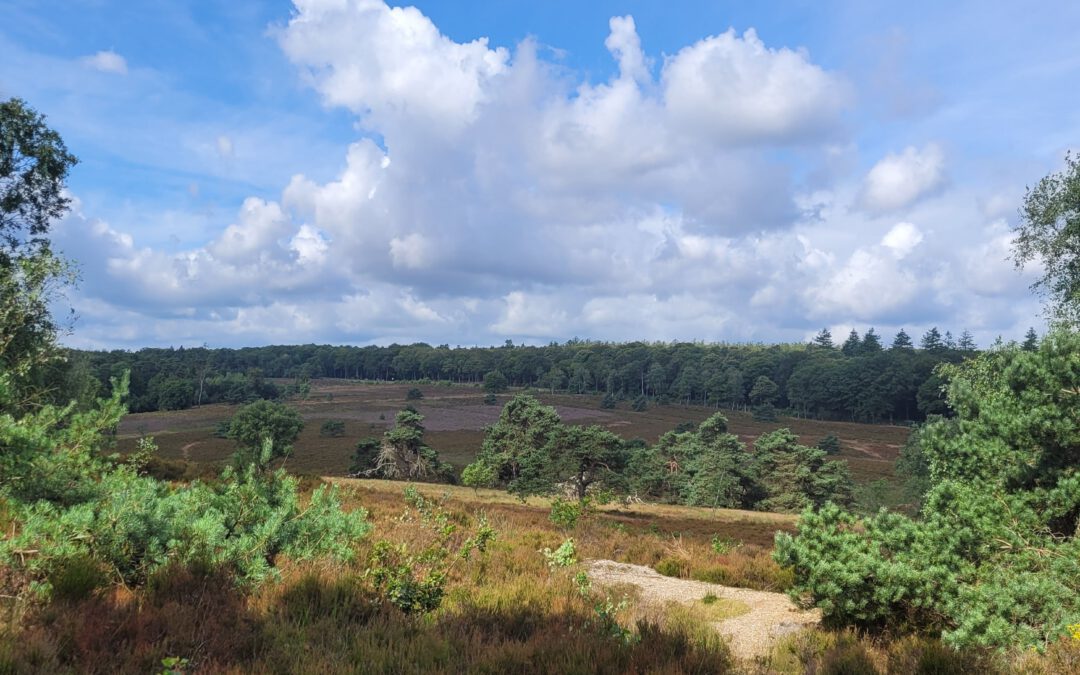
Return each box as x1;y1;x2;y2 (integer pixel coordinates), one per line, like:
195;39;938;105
957;330;977;351
920;327;944;351
861;328;883;353
1021;327;1039;351
891;329;914;350
812;328;834;349
840;329;862;356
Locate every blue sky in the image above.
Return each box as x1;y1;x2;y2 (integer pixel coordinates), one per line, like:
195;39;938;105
2;0;1077;349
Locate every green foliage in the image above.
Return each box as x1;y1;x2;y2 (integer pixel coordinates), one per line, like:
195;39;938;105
549;497;586;529
468;394;561;491
0;376;371;593
541;537;577;568
461;460;496;489
710;536;741;555
895;424;932;510
373;409;452;482
367;487;495;613
749;375;780;405
483;369;508;394
627;412;757;509
775;331;1080;650
816;434;841;455
349;437;380;475
226;400;304;467
319;419;345;437
545;424;629;501
573;571;636;644
600;392;617;409
1012;151;1080;325
630;394;647;412
471;395;629;501
0;98;78;254
754;428;854;513
405;387;424;401
751;403;778;421
482;392;497;405
48;553;108;602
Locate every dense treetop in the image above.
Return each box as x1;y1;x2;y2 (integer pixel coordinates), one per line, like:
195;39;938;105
66;325;1007;423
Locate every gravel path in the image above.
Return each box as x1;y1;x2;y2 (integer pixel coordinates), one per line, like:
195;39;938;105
587;559;820;661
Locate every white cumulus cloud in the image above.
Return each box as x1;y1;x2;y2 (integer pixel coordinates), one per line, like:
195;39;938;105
859;143;947;213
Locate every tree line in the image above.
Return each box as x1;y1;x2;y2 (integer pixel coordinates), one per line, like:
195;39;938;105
340;393;854;514
63;324;1040;422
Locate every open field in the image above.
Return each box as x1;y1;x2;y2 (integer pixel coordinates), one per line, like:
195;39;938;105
116;380;911;485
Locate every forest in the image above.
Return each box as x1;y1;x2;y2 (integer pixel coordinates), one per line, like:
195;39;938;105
64;322;1035;422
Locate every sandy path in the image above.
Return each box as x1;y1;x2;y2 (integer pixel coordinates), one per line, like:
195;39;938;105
180;442;199;460
587;559;819;660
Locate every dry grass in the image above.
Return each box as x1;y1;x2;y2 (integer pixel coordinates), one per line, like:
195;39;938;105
0;478;771;674
2;478;1075;674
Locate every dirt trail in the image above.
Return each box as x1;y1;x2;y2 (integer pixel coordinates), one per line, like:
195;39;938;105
180;442;199;460
587;559;820;661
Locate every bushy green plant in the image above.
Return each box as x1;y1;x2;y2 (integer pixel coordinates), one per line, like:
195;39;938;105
226;400;304;467
405;387;424;401
319;419;345;437
372;409;453;482
751;403;778;421
349;437;380;475
775;332;1080;650
710;535;742;555
541;537;577;568
816;434;841;455
0;376;371;595
366;486;495;613
630;395;647;412
461;460;496;490
754;428;854;513
549;497;585;529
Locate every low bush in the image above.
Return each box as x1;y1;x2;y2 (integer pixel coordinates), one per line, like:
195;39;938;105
319;419;346;437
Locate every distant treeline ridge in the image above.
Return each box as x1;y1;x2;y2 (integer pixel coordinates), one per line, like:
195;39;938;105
65;326;1037;422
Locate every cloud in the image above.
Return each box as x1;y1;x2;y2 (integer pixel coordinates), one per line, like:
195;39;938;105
81;50;127;74
662;28;850;144
491;291;569;338
42;1;1045;349
858;143;947;213
278;0;510;134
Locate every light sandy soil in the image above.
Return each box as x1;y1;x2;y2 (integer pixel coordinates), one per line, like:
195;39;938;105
587;559;820;661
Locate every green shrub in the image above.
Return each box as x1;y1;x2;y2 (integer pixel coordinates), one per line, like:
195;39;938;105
483;392;497;405
710;535;741;555
751;403;777;421
405;387;424;401
816;434;841;455
0;380;372;592
775;333;1080;650
601;393;617;409
630;395;647;412
549;497;585;529
319;419;346;437
541;538;577;568
654;557;688;578
48;554;108;602
461;461;496;490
